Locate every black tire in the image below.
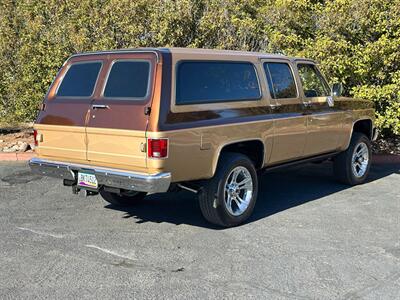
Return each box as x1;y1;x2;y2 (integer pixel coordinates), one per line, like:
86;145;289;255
99;190;147;207
333;132;372;185
199;152;258;227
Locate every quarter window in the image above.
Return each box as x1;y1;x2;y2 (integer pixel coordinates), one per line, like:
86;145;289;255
297;64;330;97
176;61;261;105
104;61;150;99
57;62;102;97
264;62;297;99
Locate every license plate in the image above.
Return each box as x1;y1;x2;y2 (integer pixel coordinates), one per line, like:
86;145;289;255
77;172;98;189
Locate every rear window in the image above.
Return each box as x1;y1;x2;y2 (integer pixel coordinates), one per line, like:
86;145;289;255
176;61;261;105
264;62;297;99
103;61;150;99
57;62;102;97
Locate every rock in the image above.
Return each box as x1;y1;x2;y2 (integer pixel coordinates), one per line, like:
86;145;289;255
10;145;19;151
2;147;15;153
0;139;4;143
18;142;28;152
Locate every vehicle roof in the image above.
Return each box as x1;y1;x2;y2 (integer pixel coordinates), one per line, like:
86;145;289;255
70;47;316;63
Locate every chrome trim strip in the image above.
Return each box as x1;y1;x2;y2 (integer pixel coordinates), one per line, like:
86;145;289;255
29;157;171;193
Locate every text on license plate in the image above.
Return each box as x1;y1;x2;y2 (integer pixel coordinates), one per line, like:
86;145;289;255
78;172;98;189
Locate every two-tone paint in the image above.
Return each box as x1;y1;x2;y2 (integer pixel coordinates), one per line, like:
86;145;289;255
34;48;375;183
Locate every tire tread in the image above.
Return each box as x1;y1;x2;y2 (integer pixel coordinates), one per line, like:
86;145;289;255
198;152;258;227
333;132;371;185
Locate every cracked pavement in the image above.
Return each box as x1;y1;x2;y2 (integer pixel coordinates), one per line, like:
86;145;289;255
0;159;399;299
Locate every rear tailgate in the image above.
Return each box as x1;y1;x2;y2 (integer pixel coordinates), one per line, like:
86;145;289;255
86;127;147;169
86;52;157;170
35;124;88;161
35;51;158;172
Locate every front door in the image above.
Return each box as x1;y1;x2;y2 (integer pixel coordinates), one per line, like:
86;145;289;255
262;59;308;164
295;62;342;156
86;52;158;171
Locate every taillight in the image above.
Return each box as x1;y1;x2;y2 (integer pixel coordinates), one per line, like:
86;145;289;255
147;138;168;158
33;129;38;146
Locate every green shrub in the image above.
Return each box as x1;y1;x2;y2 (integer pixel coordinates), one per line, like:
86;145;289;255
0;0;398;136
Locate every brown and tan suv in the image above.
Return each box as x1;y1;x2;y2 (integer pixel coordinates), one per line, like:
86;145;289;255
30;48;377;227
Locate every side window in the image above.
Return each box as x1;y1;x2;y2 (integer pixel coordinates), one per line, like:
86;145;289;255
297;64;330;97
176;61;261;105
57;62;102;97
103;61;150;99
263;62;297;99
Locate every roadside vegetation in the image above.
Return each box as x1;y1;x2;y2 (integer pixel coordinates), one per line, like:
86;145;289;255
0;0;399;137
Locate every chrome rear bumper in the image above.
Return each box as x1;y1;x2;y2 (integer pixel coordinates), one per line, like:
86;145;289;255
29;157;171;193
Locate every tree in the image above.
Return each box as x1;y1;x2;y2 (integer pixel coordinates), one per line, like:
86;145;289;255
0;0;398;136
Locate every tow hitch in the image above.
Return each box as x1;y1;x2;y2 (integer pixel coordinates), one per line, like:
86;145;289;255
72;186;99;197
64;179;99;197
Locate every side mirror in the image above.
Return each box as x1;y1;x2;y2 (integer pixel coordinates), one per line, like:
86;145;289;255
332;83;343;97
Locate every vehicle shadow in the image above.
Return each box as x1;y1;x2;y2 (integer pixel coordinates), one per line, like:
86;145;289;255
105;156;400;229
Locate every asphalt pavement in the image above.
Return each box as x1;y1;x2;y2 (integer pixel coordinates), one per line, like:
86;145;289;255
0;158;399;299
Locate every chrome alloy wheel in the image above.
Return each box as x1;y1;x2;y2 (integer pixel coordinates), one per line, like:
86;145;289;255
351;142;369;178
224;166;253;216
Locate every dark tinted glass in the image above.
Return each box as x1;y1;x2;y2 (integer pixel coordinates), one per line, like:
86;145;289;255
297;64;330;97
57;62;101;97
264;63;297;99
176;61;261;105
104;61;150;98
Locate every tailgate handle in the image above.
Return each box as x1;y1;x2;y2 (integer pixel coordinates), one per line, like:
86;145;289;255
92;104;110;110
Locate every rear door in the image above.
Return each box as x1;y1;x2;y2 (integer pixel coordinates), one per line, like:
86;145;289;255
261;59;308;164
86;52;157;170
35;58;103;162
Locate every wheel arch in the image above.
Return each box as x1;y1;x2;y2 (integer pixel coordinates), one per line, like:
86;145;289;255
211;139;265;177
344;118;374;150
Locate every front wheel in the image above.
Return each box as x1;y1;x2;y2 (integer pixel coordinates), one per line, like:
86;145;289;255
333;132;372;185
199;153;258;227
100;189;147;207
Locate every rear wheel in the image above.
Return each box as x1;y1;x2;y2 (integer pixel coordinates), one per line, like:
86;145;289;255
100;189;147;207
199;152;258;227
333;132;372;185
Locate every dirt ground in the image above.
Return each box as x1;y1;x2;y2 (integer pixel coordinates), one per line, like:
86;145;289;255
372;136;400;155
0;128;35;153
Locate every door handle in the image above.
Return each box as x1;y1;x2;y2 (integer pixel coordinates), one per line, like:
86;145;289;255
92;104;110;110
